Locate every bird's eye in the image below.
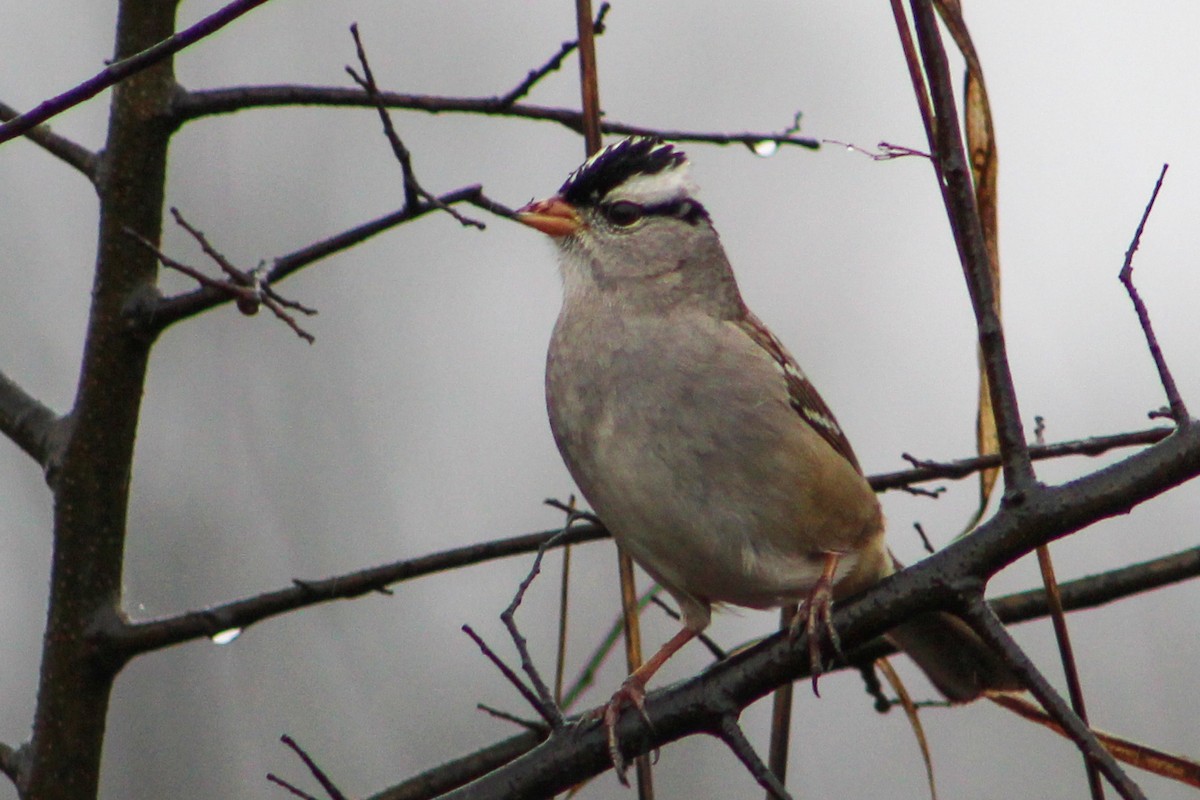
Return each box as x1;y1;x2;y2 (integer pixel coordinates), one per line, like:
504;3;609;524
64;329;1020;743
604;201;644;227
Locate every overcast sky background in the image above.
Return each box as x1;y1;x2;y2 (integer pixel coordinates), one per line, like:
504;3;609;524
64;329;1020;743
2;2;1198;798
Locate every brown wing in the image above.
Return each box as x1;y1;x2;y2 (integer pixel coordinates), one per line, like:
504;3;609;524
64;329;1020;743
734;313;863;473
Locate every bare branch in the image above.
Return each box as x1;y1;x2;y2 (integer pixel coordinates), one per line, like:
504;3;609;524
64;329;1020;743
1119;164;1188;423
174;86;821;150
130;185;507;337
905;0;1035;494
102;429;1191;662
0;741;21;786
0;368;64;471
991;545;1200;625
105;522;608;659
498;2;612;107
273;734;350;800
498;527;574;728
989;694;1200;790
345;25;484;229
962;598;1145;800
369;543;1200;800
422;419;1200;798
0;100;99;179
874;427;1172;492
126;214;317;343
0;0;276;145
462;625;556;730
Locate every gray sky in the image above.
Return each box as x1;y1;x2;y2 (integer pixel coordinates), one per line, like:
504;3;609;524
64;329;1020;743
2;2;1198;798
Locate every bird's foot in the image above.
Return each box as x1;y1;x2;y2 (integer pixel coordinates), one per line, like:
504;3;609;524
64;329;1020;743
788;553;844;696
599;675;654;785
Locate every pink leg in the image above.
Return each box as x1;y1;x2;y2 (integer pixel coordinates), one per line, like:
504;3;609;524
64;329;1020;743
603;626;697;784
789;551;842;695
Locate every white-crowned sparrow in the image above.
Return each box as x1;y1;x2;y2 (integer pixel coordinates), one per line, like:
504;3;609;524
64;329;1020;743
517;136;1019;771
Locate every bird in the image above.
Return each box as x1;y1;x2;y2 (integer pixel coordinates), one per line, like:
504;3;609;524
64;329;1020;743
515;136;1020;778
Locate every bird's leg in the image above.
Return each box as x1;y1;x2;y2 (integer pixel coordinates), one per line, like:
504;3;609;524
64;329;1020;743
602;626;697;784
789;551;842;696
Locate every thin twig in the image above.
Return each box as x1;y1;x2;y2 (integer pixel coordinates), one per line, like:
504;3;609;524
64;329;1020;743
0;0;275;144
278;734;349;800
499;527;573;728
824;138;930;161
109;522;608;657
1119;164;1188;424
267;773;320;800
462;624;555;728
875;658;937;800
962;597;1146;800
989;693;1200;789
879;427;1171;491
476;704;548;734
1035;544;1105;800
498;3;612;107
647;595;726;660
346;25;484;228
126;215;318;343
138;185;501;336
766;605;796;796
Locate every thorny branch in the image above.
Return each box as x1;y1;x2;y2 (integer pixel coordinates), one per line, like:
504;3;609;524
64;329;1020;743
96;427;1176;660
962;598;1146;800
717;716;793;800
372;545;1200;800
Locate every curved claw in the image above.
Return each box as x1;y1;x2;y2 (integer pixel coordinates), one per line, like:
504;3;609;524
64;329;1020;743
788;552;843;696
602;677;652;785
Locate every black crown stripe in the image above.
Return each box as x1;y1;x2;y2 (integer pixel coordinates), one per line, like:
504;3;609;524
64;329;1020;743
559;137;687;208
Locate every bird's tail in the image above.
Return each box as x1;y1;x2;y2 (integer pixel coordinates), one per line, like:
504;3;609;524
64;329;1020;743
886;609;1024;702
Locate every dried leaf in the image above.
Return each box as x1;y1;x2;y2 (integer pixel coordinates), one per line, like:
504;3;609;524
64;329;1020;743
934;0;1002;532
990;693;1200;789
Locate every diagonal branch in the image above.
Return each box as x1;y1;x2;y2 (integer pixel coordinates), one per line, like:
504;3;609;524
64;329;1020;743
345;25;482;229
100;434;1192;662
0;100;100;179
0;741;21;786
498;2;611;107
716;716;793;800
103;522;609;660
130;185;508;336
370;544;1200;800
962;598;1144;800
416;422;1200;799
0;0;277;145
905;0;1035;495
127;210;318;343
0;368;64;471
